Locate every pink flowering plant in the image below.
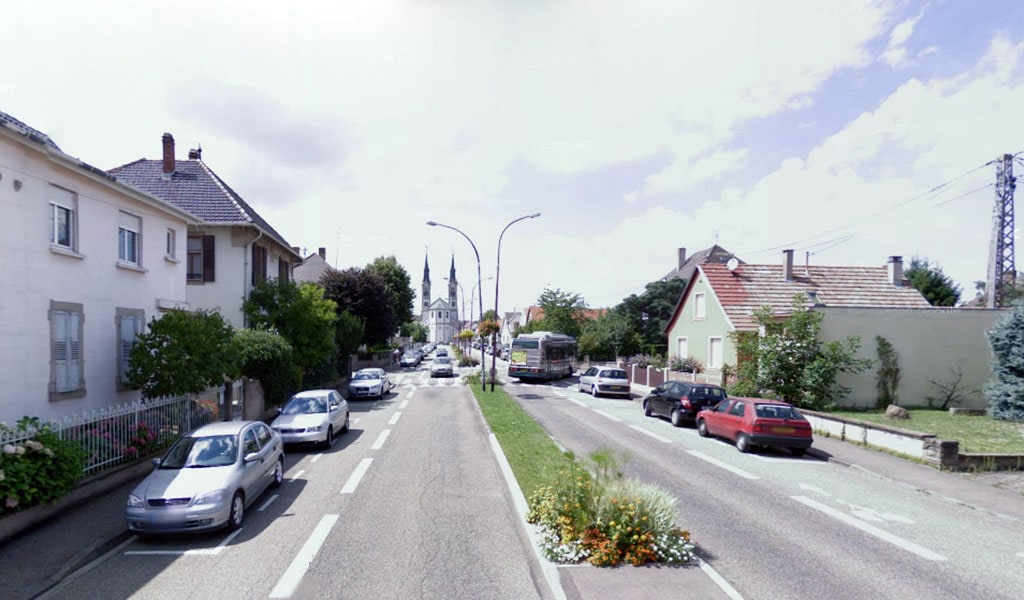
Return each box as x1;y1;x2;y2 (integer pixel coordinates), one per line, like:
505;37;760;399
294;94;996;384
123;421;163;458
0;417;85;514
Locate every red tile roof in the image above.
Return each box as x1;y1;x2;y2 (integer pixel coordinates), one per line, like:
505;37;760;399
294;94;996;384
700;262;932;331
524;306;607;323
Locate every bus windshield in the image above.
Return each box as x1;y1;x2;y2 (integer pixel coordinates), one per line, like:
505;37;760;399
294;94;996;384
511;340;539;349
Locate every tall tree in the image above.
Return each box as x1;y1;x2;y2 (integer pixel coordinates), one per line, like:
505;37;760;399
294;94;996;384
335;310;366;376
614;278;687;355
535;287;587;338
985;302;1024;421
905;257;961;307
321;267;398;348
243;279;337;373
578;312;643;360
367;255;415;325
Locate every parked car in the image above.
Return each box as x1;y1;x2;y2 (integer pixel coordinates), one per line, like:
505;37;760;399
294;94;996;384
696;397;813;456
643;382;727;427
271;389;349;448
125;421;284;534
429;356;454;377
348;368;390;399
436;347;449;358
400;353;420;367
577;366;631;398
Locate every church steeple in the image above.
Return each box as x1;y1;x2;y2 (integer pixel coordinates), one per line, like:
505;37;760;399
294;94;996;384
422;252;431;311
448;254;458;316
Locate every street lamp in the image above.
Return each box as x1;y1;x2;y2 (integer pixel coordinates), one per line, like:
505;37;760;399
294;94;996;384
427;220;486;390
491;212;541;390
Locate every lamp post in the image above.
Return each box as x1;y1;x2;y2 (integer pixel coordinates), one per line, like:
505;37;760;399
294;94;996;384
491;213;541;391
427;221;486;390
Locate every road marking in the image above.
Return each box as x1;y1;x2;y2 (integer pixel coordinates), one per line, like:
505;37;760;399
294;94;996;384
553;390;566;397
593;409;623;422
798;483;830;497
399;400;409;409
407;389;416;398
340;458;373;494
687;450;759;480
1018;552;1024;558
289;469;305;483
371;429;391;450
125;528;243;556
696;555;745;600
628;425;672;443
257;494;279;512
310;454;323;463
568;397;587;407
751;454;825;464
389;412;402;425
269;514;339;598
791;496;946;561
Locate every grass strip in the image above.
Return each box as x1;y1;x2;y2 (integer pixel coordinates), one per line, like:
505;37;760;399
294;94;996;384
829;409;1024;453
470;383;567;497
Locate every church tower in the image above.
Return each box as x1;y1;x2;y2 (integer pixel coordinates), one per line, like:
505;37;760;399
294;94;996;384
448;254;458;313
422;253;431;312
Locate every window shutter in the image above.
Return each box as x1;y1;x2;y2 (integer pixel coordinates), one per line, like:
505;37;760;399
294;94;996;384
202;235;216;282
53;311;68;391
120;316;138;378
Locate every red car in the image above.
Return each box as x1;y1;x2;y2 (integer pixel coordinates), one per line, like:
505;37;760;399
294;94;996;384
696;397;812;456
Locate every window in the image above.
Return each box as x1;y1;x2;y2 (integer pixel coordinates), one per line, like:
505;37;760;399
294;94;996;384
50;301;84;398
278;258;289;282
676;337;688;360
49;186;77;250
252;244;267;285
187;235;215;282
708;336;723;369
117;308;144;387
729;401;745;417
243;429;259;455
166;228;176;258
693;293;706;320
118;212;141;264
256;423;273;447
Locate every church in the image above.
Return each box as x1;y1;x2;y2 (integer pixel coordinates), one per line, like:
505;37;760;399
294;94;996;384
420;253;460;344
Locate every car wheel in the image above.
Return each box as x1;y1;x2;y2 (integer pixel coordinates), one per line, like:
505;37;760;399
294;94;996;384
578;382;584;393
322;426;334;449
736;433;753;453
643;401;653;417
341;412;350;434
227;492;245;530
790;447;807;457
271;457;284;488
591;385;599;398
670;409;684;427
697;419;709;437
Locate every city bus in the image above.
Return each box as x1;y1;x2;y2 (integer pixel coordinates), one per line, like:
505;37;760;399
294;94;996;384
507;332;577;381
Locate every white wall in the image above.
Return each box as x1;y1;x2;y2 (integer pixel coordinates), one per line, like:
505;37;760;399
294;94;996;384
819;307;1005;409
0;135;189;423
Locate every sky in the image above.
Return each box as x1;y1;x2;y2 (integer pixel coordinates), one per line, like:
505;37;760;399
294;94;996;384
4;0;1024;317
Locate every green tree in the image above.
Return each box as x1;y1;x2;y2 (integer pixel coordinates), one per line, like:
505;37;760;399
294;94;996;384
985;301;1024;421
614;278;687;355
400;321;429;343
321;267;397;348
367;255;415;325
534;287;587;338
234;329;298;407
126;309;239;399
243;279;337;374
905;257;961;306
875;335;901;407
730;295;871;410
335;310;366;377
481;309;498;322
579;312;643;360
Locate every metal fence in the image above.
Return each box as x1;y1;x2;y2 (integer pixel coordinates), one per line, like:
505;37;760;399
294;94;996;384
0;388;222;476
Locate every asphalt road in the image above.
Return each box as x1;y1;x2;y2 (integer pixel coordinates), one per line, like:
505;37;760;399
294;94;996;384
38;366;547;600
506;378;1024;600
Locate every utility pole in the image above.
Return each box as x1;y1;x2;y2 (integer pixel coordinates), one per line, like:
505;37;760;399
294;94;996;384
987;154;1017;308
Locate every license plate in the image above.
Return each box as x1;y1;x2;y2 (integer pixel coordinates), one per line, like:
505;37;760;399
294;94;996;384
611;386;626;391
774;426;795;434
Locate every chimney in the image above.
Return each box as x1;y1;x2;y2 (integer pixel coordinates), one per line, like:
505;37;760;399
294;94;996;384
187;146;202;160
291;246;300;254
318;247;326;259
782;249;794;281
677;247;687;269
887;256;903;286
161;133;175;176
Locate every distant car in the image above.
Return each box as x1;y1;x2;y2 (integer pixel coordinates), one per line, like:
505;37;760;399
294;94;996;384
348;368;389;399
429;356;454;377
400;353;419;367
271;389;349;448
125;421;284;534
643;382;727;427
436;347;449;358
577;366;631;398
697;397;813;456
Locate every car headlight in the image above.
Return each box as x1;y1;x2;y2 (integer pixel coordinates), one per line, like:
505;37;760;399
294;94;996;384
307;424;324;432
194;489;227;506
127;494;144;508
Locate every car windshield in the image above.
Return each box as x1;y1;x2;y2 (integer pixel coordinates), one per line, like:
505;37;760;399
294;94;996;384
353;372;379;381
159;434;238;469
433;358;451;365
755;404;803;420
600;369;627;379
283;396;328;414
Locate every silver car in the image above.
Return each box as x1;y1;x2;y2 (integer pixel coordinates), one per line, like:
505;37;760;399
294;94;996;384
578;366;632;398
271;389;350;447
348;368;389;399
125;421;284;534
429;356;454;377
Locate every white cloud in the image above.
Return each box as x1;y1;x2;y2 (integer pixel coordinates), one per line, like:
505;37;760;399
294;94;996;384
880;10;925;68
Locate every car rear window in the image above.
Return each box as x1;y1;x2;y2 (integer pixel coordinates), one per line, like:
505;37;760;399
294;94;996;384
755;404;803;419
600;369;626;379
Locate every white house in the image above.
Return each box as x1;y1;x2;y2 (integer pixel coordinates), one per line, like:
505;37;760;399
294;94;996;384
0;111;195;424
109;134;302;328
420;254;459;343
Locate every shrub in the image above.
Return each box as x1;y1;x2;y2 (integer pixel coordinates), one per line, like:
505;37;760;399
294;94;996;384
670;355;705;373
0;417;86;513
629;354;667;369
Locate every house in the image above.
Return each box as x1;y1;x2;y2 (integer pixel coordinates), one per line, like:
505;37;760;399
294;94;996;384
109;134;302;328
419;254;459;343
662;245;740;283
0;111;195;423
293;247;332;285
500;311;524;347
522;306;608;326
664;250;1001;408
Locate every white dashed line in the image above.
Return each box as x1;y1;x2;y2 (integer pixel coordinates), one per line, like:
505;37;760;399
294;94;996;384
371;429;391;450
389;412;402;425
568;398;587;407
340;458;373;494
399;400;409;409
593;409;623;422
553;390;567;397
791;495;946;561
269;514;339;598
310;454;323;463
289;469;305;483
687;450;759;480
628;425;672;443
125;528;243;556
257;494;279;512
